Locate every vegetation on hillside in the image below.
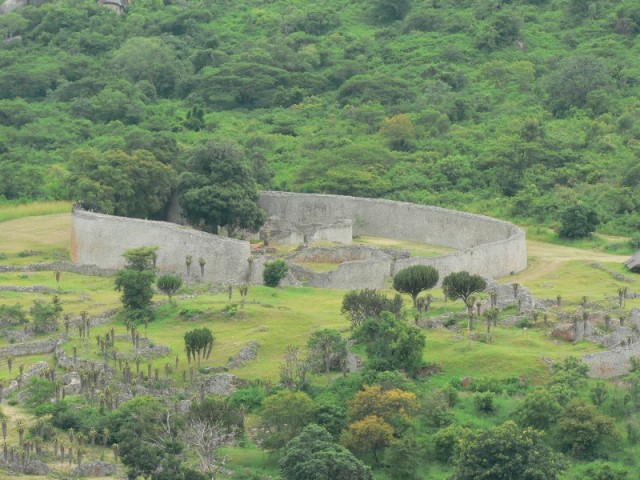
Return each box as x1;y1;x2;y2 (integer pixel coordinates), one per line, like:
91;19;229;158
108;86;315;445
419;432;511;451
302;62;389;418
0;0;639;235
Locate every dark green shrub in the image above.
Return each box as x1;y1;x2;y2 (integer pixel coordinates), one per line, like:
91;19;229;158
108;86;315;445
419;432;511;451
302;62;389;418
263;259;288;287
628;235;640;250
229;387;266;413
473;391;496;414
558;202;599;239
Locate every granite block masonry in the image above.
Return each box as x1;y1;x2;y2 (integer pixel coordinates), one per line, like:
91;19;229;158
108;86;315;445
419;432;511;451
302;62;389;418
71;191;527;288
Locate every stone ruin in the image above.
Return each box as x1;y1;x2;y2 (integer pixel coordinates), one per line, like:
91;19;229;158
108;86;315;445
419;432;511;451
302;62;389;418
72;191;528;289
259;215;352;246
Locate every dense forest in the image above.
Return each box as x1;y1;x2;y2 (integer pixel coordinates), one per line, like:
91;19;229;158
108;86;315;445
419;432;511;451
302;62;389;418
1;0;640;234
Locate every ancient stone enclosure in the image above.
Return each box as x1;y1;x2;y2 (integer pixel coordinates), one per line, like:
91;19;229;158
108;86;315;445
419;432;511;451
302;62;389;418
71;191;528;289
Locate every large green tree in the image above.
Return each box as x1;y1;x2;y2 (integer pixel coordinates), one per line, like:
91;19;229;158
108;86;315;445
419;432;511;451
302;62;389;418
453;421;564;480
280;424;372;480
356;312;425;376
69;148;174;219
178;140;265;236
114;247;158;321
558;202;600;239
262;390;315;450
112;396;207;480
341;289;403;329
307;329;348;373
111;37;181;96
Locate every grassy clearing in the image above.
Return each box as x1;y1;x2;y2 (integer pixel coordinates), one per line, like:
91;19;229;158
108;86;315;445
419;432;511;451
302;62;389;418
62;286;350;384
353;235;456;257
291;261;340;272
425;326;602;386
0;213;70;262
525;227;633;254
0;201;71;223
506;239;639;306
0;353;55;381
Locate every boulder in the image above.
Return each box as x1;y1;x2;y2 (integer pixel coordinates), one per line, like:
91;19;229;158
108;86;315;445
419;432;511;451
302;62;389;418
72;460;118;477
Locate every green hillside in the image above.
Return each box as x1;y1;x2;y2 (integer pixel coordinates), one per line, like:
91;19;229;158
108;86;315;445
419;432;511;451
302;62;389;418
1;0;640;234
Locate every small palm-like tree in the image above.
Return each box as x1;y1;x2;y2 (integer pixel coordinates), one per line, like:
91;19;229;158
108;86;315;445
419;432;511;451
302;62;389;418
16;420;25;446
88;428;97;452
185;255;193;277
0;410;7;441
199;257;206;277
101;428;109;448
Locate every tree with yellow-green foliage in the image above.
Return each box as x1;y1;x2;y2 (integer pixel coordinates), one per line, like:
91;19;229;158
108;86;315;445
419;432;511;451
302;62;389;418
347;385;418;423
340;415;394;464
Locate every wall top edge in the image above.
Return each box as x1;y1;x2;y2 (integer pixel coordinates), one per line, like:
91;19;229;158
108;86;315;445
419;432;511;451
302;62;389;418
258;191;525;238
72;207;249;247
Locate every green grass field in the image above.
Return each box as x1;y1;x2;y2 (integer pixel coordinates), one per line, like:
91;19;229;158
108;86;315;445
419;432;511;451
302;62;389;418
1;210;640;479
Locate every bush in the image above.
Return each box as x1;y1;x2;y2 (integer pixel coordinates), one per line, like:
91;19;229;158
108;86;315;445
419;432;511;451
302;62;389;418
263;259;288;287
628;235;640;250
584;462;628;480
433;424;471;463
341;289;403;329
473;391;496;414
558;202;599;239
228;387;265;412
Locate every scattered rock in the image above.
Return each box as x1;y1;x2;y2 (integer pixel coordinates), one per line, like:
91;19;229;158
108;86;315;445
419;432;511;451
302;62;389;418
345;353;363;373
552;323;575;342
200;373;239;395
227;340;259;368
72;460;117;477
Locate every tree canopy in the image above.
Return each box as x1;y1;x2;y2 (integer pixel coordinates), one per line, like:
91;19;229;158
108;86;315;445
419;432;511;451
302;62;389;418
341;289;403;329
178;140;265;236
114;247;158;319
392;265;439;308
442;271;487;306
280;424;372;480
453;421;564;480
356;312;426;376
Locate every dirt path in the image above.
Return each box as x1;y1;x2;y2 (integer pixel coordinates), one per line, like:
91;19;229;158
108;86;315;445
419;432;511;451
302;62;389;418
508;240;631;285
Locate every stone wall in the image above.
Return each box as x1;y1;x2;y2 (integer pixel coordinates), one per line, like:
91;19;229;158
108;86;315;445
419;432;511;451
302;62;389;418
71;208;251;284
259;191;527;282
261;216;352;245
72;192;527;289
581;309;640;378
0;338;57;356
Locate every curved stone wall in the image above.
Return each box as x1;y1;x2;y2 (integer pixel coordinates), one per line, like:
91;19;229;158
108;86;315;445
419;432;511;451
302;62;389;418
258;191;527;283
71;192;526;288
71;208;251;283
